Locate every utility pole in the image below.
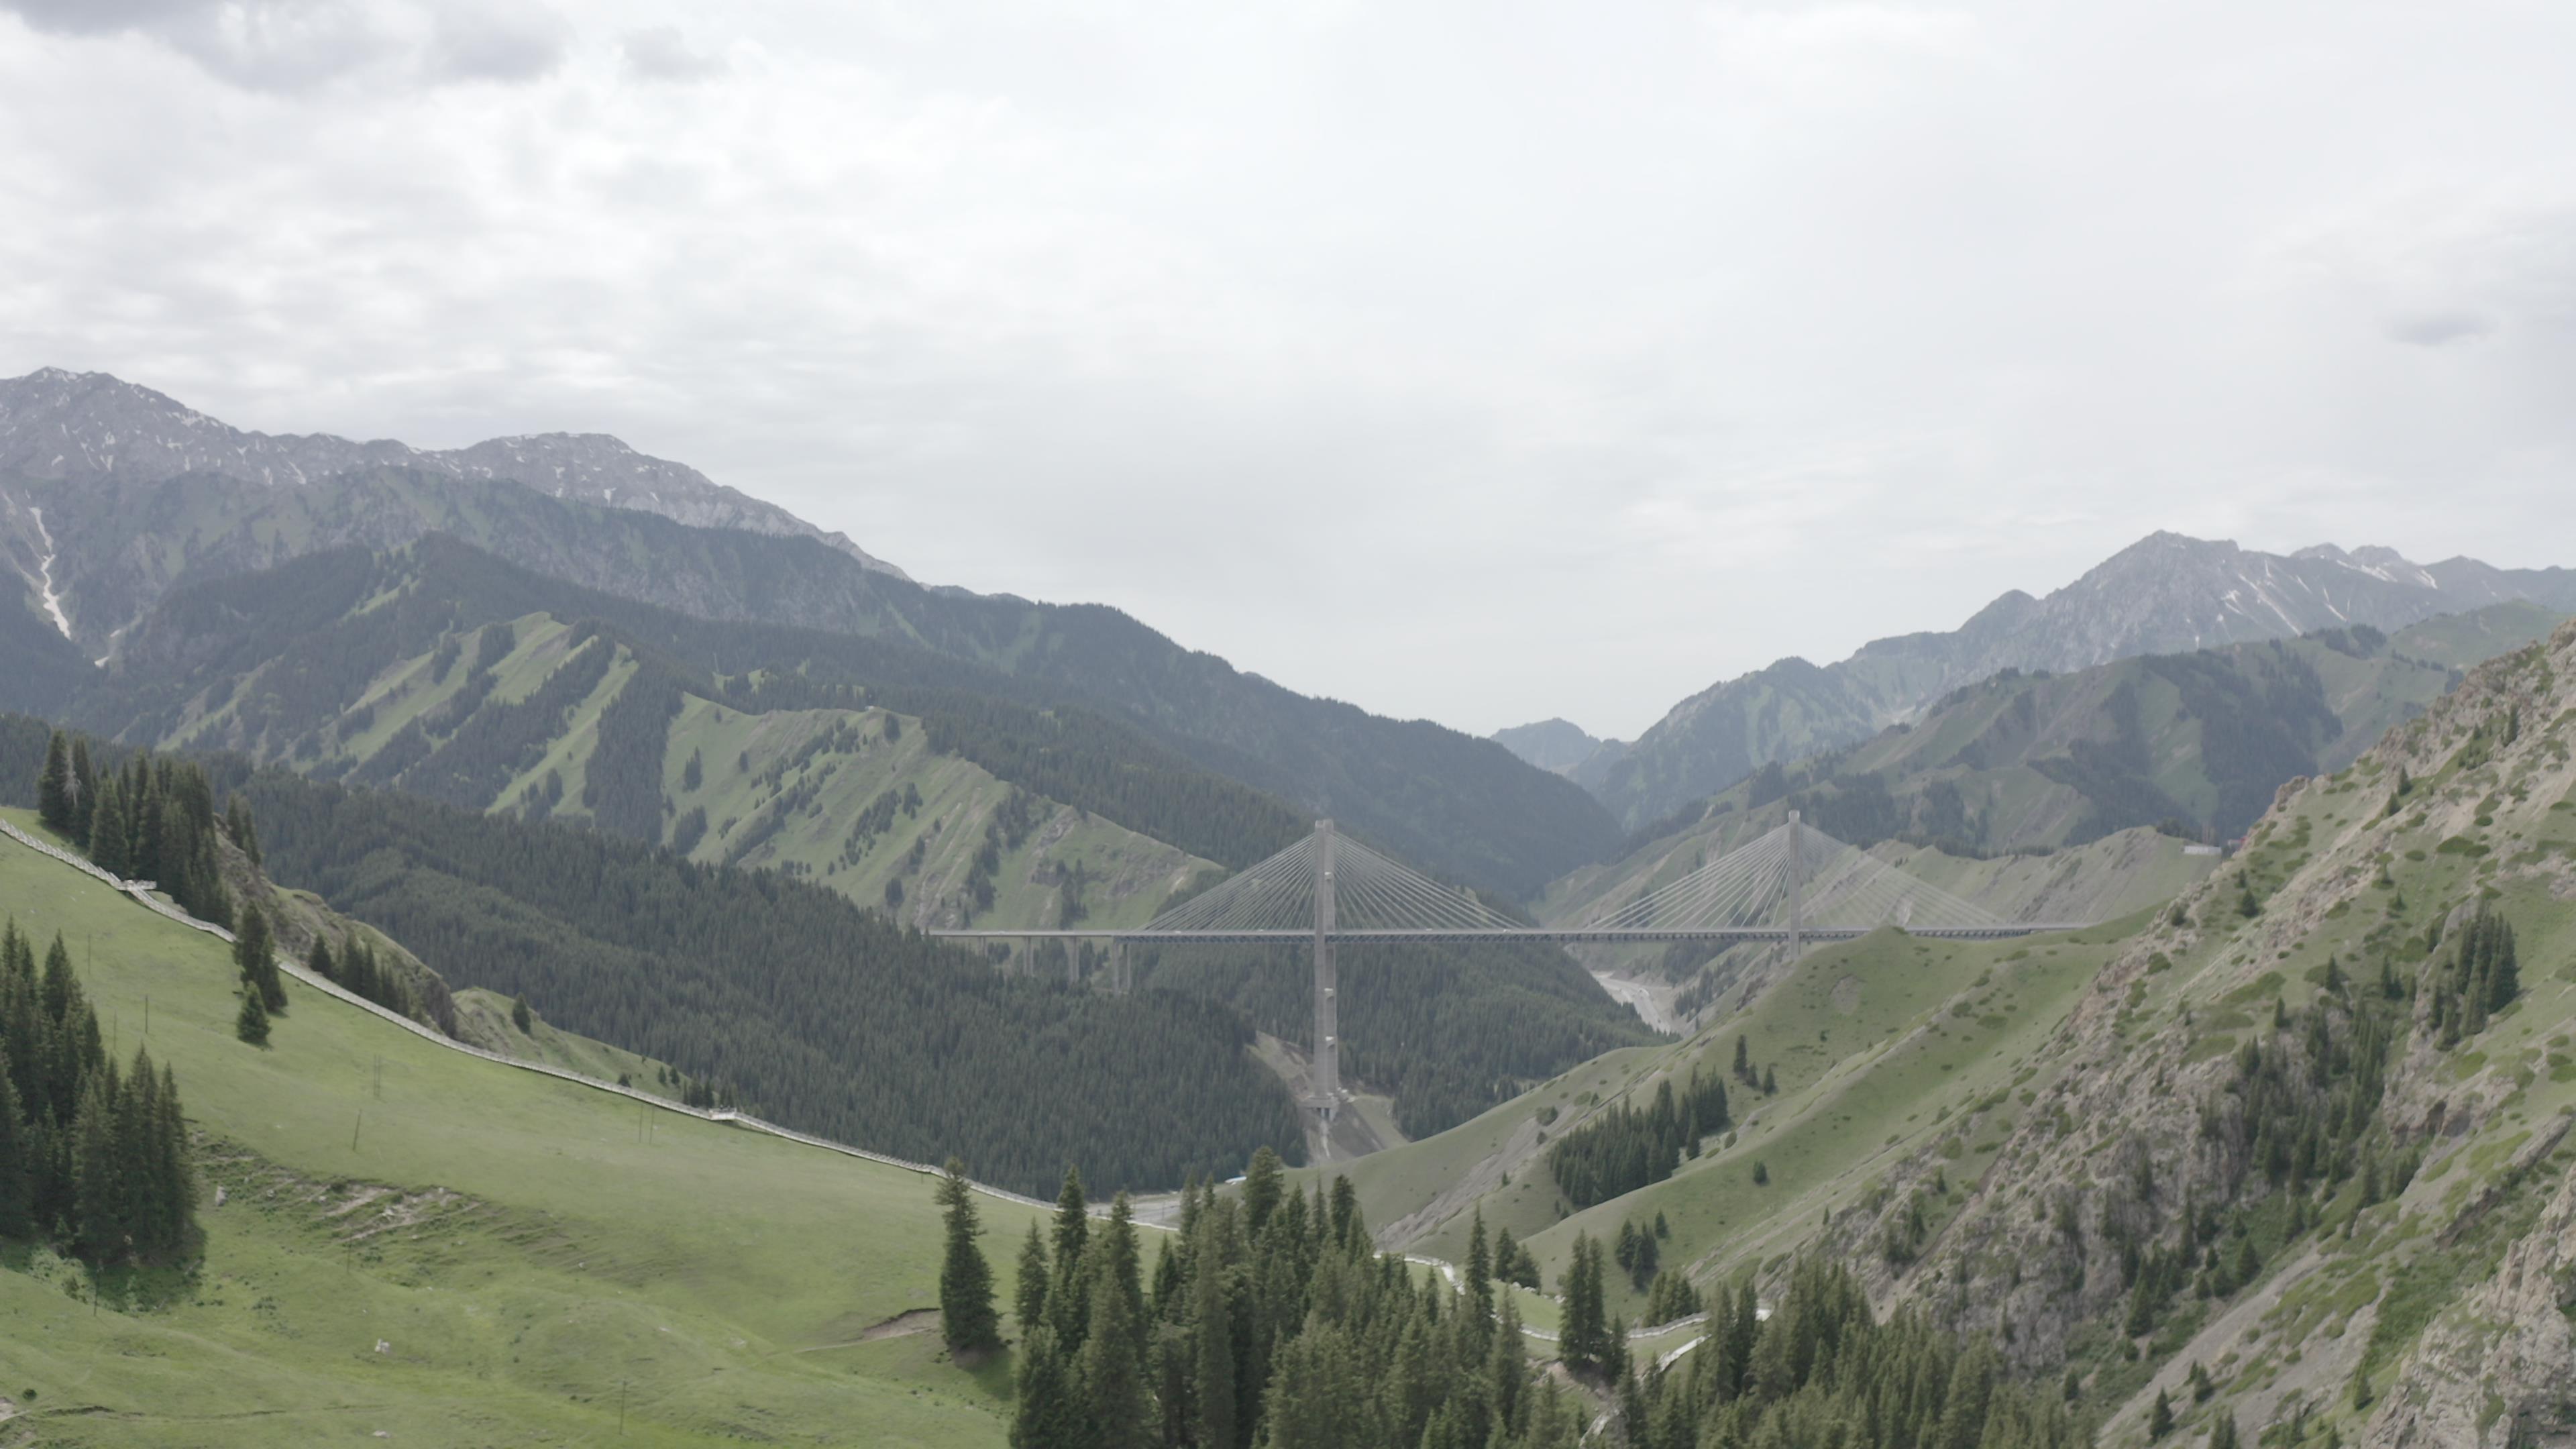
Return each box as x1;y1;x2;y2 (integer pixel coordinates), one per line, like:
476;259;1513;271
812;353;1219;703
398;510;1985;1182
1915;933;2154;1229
1785;810;1805;961
1311;820;1339;1125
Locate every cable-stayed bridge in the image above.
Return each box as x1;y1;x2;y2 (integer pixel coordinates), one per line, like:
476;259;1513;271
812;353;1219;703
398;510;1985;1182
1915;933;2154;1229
933;814;2090;1119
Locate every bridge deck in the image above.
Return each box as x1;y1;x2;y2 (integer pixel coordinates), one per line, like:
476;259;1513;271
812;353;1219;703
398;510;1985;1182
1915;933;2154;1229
930;924;2091;945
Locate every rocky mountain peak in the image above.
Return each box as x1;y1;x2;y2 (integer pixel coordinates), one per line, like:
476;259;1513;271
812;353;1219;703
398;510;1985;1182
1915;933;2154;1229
0;368;906;580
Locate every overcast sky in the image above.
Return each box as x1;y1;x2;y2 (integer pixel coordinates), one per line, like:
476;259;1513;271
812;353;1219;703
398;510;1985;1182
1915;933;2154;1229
4;1;2571;739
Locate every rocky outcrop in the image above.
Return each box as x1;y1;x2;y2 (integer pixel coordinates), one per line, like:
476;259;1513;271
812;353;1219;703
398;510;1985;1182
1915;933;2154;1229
2364;1152;2576;1448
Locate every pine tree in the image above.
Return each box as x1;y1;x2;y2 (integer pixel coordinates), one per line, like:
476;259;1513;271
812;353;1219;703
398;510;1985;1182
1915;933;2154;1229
2148;1388;2174;1438
933;1158;1001;1359
1079;1197;1155;1449
1015;1219;1051;1334
233;906;285;1012
1010;1324;1081;1449
224;794;261;867
1487;1292;1526;1443
2209;1413;2241;1449
1189;1207;1238;1449
1462;1206;1494;1350
1559;1232;1610;1377
1050;1165;1092;1348
68;739;96;847
235;985;270;1046
0;1061;31;1238
1242;1144;1283;1234
37;731;72;834
307;936;335;983
87;775;127;877
511;994;533;1033
1732;1035;1751;1082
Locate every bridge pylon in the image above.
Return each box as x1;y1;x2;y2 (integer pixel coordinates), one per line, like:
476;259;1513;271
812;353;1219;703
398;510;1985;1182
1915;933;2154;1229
1311;819;1339;1122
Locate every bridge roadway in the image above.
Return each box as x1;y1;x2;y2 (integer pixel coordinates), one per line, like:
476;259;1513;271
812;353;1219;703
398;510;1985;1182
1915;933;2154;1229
930;924;2090;945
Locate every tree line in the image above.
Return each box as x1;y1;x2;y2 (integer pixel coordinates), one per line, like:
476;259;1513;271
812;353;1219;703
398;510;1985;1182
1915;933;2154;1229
39;729;237;927
1546;1068;1732;1211
986;1152;1598;1449
932;1151;2083;1449
0;919;199;1265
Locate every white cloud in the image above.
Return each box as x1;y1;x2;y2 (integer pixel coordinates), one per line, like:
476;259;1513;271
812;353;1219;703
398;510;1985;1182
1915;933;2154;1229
2;0;2572;737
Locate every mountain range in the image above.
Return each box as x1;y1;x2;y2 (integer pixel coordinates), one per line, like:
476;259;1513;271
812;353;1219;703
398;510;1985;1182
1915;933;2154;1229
0;366;904;580
0;368;1616;898
1562;530;2576;830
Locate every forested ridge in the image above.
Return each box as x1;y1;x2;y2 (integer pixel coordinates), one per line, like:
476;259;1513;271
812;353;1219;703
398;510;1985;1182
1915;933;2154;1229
222;765;1309;1195
55;539;1306;871
31;527;1609;894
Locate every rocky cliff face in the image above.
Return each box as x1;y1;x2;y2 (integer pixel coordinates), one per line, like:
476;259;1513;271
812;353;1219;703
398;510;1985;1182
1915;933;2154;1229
0;368;904;579
1831;619;2576;1446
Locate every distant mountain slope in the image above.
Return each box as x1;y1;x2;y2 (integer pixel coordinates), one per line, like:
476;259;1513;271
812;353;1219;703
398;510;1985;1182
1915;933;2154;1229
1590;532;2576;828
1553;604;2563;932
1491;717;1623;776
7;461;1614;892
0;366;903;578
53;539;1288;900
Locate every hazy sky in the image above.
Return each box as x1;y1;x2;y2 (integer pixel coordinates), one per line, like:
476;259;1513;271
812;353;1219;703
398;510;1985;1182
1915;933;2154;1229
5;2;2571;738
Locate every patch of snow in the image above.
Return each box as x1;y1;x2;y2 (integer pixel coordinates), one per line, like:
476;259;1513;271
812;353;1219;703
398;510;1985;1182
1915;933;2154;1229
25;507;72;638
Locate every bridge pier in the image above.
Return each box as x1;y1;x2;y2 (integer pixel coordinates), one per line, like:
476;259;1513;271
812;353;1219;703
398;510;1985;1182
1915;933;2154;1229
1312;819;1339;1123
1786;809;1804;961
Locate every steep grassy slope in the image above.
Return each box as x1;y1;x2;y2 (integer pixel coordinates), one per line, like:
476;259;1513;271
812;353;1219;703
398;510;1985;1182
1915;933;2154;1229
0;810;1029;1447
1354;622;2576;1446
1335;919;2134;1326
658;696;1207;931
148;604;1216;933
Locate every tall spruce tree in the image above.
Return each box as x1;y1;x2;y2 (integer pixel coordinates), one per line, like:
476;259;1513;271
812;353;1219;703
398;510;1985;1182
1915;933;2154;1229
934;1158;1002;1359
0;1061;30;1238
1080;1195;1155;1448
233;906;285;1012
1189;1205;1238;1449
68;737;97;847
37;730;72;834
1014;1218;1051;1334
235;983;271;1046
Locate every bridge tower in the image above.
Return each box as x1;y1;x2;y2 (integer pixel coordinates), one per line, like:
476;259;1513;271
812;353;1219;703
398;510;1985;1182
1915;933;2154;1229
1786;810;1804;961
1311;818;1339;1122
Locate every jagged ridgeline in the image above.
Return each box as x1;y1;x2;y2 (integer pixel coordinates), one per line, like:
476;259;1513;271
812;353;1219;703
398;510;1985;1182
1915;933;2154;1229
3;716;1306;1195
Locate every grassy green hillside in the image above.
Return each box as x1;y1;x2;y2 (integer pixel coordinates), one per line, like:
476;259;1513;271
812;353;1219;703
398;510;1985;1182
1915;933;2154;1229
0;808;1029;1446
1336;918;2134;1327
148;608;1216;933
659;696;1206;931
